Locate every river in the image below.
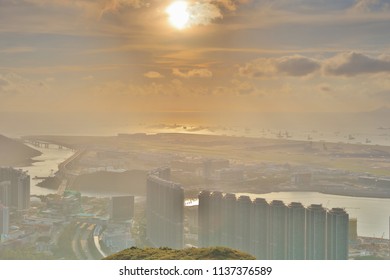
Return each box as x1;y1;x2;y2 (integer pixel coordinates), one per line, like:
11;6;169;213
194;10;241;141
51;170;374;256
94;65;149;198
21;143;75;196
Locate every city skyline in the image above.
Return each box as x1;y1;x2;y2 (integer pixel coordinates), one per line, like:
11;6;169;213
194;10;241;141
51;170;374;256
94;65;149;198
1;0;390;127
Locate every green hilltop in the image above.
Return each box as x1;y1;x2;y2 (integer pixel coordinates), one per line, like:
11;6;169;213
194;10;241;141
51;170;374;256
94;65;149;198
104;246;256;260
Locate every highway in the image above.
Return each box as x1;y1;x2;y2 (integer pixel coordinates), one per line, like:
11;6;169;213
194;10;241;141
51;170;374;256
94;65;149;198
71;222;86;259
71;222;107;260
80;224;96;260
93;225;108;258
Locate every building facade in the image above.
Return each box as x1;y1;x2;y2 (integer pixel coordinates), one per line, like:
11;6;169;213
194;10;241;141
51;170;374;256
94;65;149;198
0;167;30;211
0;181;10;207
235;196;252;253
198;190;211;247
110;196;135;221
306;204;327;260
268;200;288;260
146;168;184;249
198;192;349;260
327;208;349;260
287;202;306;259
250;198;269;259
0;203;9;237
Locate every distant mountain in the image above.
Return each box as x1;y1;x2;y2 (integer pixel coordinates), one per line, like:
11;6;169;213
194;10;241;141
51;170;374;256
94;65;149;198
0;134;41;166
104;247;256;260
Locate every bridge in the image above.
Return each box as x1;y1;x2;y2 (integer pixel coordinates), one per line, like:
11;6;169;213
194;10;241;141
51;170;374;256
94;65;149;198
24;139;66;150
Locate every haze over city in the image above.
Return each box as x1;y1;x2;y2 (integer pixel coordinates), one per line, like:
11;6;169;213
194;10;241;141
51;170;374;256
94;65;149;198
1;0;390;261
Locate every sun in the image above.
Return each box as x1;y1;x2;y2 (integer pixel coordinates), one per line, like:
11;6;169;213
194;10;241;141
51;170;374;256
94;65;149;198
166;1;190;30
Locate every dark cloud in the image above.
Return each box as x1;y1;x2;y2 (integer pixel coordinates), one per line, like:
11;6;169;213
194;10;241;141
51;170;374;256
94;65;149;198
240;52;390;79
276;56;321;76
239;55;320;78
324;52;390;76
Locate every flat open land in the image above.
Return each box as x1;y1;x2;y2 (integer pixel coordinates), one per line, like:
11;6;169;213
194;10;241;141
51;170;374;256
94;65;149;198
28;133;390;176
23;133;390;199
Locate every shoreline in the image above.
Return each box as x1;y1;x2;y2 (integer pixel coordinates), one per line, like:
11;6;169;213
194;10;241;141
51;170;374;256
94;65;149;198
29;133;390;200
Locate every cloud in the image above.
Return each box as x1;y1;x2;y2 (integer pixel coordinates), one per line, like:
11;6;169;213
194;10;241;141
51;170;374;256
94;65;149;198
25;0;147;18
22;0;251;28
185;0;254;27
0;72;49;95
172;68;213;78
100;0;148;15
187;1;223;26
349;0;390;13
276;56;321;76
82;75;95;81
239;55;320;78
0;74;14;93
231;79;255;95
351;0;379;12
323;52;390;76
0;76;10;86
213;0;252;11
240;52;390;79
144;71;164;79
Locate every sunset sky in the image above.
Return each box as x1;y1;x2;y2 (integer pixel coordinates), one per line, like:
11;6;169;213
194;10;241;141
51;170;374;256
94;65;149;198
1;0;390;117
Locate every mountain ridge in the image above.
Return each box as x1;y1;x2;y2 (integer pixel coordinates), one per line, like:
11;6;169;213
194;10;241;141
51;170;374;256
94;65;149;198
0;134;41;166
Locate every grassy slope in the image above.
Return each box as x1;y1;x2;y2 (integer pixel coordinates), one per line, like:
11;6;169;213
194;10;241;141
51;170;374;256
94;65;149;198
104;247;256;260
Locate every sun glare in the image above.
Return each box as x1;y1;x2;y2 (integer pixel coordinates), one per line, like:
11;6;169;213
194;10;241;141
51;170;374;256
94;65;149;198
166;1;190;29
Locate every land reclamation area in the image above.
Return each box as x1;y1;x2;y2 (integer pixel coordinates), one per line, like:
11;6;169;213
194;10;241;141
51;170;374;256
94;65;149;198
25;133;390;199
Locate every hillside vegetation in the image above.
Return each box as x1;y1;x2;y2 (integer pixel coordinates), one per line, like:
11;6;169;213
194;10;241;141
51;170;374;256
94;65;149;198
104;247;255;260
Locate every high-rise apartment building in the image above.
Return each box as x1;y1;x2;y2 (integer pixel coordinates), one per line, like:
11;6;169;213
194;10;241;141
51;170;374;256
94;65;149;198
146;168;184;249
306;204;327;260
209;191;223;246
221;193;236;249
0;167;30;210
0;203;9;237
0;181;11;207
268;200;287;259
198;190;211;247
327;208;349;260
197;192;349;260
235;195;252;253
287;202;306;259
250;198;269;259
